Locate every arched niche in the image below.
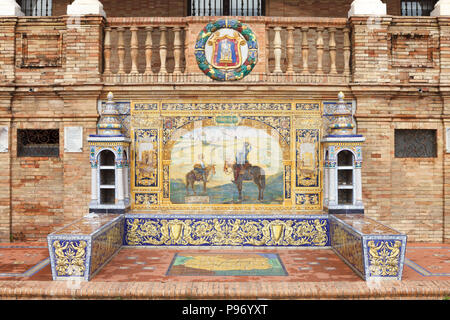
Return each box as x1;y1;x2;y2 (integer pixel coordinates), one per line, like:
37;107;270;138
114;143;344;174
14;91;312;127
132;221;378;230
98;149;116;205
336;149;355;205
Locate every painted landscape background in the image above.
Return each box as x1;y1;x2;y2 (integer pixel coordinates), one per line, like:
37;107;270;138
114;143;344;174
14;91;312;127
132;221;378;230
170;172;283;204
169;124;284;204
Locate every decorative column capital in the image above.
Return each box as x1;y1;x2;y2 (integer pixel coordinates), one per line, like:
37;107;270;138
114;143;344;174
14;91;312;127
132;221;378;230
0;0;24;16
67;0;106;18
348;0;386;17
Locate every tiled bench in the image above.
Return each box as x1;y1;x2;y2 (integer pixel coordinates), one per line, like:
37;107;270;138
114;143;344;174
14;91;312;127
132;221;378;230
329;214;407;281
47;214;124;281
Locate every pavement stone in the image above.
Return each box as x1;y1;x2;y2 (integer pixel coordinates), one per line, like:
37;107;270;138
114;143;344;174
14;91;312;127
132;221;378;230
0;242;449;299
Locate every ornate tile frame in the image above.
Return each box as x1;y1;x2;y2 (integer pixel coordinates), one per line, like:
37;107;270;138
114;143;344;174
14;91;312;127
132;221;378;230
130;99;327;212
123;214;330;247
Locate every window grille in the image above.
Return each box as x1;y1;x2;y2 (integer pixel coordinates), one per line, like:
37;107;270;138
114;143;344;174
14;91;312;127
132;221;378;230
18;0;52;16
17;129;59;157
188;0;265;16
401;0;437;16
394;129;437;158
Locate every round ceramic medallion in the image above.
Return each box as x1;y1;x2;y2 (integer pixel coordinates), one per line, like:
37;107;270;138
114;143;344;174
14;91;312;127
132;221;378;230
195;19;258;81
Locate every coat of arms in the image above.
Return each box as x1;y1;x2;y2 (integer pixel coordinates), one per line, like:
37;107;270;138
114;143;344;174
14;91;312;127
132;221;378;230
195;19;258;81
207;30;247;70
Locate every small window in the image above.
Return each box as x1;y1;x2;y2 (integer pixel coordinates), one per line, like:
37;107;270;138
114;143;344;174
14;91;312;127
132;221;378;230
401;0;437;16
18;0;52;16
394;129;437;158
17;129;59;157
189;0;265;16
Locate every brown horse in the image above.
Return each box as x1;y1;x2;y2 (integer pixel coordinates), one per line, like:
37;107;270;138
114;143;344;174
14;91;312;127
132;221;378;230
186;164;216;195
224;161;266;201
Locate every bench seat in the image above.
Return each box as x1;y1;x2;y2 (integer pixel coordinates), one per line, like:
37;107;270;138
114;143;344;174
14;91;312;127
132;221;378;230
47;214;124;281
330;214;407;280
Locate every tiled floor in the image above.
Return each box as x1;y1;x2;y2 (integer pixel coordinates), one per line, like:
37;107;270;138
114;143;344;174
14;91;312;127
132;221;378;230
0;242;449;283
0;242;449;299
94;247;362;282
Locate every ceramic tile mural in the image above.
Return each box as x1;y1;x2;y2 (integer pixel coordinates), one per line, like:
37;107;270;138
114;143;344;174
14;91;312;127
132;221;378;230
124;214;330;247
130;100;326;211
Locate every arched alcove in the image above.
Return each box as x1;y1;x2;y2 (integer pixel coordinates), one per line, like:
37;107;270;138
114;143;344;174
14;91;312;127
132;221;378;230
337;150;355;205
98;149;116;204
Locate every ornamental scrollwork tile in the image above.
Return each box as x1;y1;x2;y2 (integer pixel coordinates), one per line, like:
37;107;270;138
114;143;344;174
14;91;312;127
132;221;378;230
367;240;402;277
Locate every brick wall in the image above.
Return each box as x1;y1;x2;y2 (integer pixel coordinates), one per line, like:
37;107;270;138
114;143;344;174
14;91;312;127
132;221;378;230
0;16;103;241
2;6;450;243
53;0;400;17
357;96;444;242
267;0;400;17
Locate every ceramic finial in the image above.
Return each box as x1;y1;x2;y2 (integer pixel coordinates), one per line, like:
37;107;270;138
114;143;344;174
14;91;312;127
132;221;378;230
107;91;114;102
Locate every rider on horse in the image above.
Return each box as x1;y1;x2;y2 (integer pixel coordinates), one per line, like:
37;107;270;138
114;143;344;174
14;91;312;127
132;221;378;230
233;142;252;183
193;154;207;181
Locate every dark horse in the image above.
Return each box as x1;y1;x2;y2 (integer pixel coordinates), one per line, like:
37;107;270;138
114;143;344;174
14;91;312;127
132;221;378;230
185;164;216;195
224;162;266;201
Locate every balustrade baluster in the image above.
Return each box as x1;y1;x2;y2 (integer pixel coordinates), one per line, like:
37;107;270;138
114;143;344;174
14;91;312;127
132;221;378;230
301;27;309;74
117;27;126;75
173;27;182;75
130;26;139;74
343;27;350;75
159;26;168;75
103;27;111;74
273;27;282;74
316;27;324;74
329;27;337;74
286;26;295;74
145;27;153;75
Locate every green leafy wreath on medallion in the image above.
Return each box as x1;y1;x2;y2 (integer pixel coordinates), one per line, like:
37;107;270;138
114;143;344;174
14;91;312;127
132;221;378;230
195;19;258;81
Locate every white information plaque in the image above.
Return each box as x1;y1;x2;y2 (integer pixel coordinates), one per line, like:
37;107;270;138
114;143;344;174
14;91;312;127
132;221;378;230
64;126;83;152
0;127;8;152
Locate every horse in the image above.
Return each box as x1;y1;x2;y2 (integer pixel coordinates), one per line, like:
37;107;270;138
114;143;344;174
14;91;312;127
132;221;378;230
223;161;266;201
186;164;216;195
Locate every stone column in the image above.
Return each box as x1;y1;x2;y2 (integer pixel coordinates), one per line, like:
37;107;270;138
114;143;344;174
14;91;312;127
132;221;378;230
323;157;329;207
328;163;337;206
0;0;24;17
124;163;130;202
91;166;98;204
348;0;386;16
67;0;106;17
0;0;24;16
354;166;363;206
432;0;450;16
116;167;125;205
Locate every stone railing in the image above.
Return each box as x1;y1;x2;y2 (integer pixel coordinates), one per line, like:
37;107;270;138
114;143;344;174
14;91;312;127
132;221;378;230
3;15;446;86
265;18;350;83
102;17;188;83
102;17;350;84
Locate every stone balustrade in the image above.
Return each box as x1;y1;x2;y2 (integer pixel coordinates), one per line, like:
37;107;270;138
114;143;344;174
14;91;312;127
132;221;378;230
266;18;350;79
102;17;350;84
0;15;446;86
103;17;187;83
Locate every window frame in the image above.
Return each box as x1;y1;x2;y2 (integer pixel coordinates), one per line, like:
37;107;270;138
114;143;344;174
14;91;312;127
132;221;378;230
394;129;437;158
18;0;52;17
188;0;265;16
17;129;60;158
401;0;437;16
